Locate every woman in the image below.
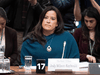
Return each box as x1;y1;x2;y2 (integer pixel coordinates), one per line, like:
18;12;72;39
21;6;79;66
73;7;100;63
0;7;18;65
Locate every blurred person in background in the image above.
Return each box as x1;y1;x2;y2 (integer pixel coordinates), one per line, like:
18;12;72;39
50;0;76;34
0;0;45;36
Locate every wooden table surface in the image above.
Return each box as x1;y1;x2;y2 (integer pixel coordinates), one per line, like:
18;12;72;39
1;66;90;75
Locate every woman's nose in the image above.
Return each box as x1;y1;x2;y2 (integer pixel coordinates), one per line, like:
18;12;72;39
47;19;50;23
87;22;91;26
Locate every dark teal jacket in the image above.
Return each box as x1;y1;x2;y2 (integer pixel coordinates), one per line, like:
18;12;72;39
21;31;80;66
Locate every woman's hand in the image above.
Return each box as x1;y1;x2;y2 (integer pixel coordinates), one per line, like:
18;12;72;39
28;0;37;6
86;55;96;63
90;0;95;1
4;56;6;59
8;57;11;60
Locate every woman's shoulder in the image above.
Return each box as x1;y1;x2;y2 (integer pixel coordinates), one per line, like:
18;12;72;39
73;28;82;36
23;32;36;43
61;31;72;36
59;31;77;43
74;28;82;33
5;26;17;33
58;31;74;39
5;26;17;38
22;38;31;45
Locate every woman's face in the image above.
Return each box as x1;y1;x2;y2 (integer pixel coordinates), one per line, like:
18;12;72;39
84;16;97;31
0;17;6;31
42;10;58;32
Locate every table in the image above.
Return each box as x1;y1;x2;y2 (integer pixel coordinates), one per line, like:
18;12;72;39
2;66;90;75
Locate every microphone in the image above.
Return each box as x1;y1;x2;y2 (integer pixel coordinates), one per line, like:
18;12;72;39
62;41;66;59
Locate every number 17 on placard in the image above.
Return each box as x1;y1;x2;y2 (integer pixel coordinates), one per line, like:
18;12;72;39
37;63;45;70
36;59;45;73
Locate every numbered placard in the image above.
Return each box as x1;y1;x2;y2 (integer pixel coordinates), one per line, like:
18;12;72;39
36;59;45;73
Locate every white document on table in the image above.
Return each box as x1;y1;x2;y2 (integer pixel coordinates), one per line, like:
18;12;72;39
79;62;89;68
79;62;89;71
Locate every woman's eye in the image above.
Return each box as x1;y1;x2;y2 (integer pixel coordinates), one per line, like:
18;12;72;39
90;20;93;23
85;20;88;22
1;23;4;25
51;17;55;20
0;23;4;25
44;16;48;19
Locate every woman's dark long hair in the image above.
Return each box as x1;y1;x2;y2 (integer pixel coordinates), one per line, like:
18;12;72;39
0;7;7;21
25;6;64;45
81;7;100;50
